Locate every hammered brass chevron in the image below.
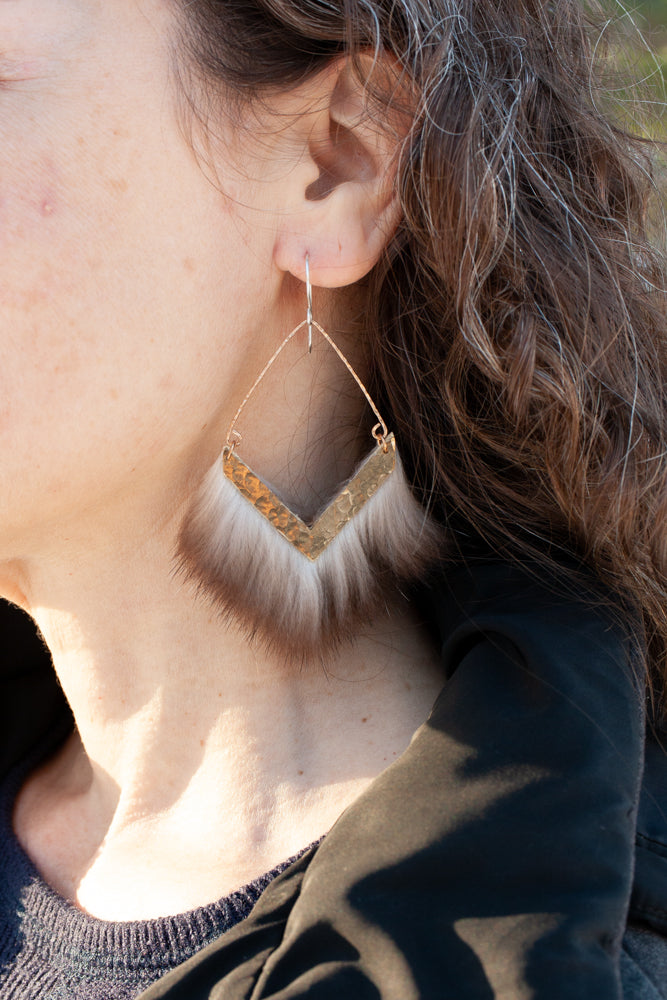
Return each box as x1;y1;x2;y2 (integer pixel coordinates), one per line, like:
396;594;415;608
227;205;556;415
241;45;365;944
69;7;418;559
223;434;396;560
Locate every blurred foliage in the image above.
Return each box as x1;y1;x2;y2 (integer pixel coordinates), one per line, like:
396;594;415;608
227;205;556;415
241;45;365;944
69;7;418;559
593;1;666;238
637;0;667;31
604;0;666;139
627;0;666;232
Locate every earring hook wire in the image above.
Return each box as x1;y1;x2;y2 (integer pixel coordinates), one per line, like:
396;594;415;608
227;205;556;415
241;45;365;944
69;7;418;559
305;253;313;354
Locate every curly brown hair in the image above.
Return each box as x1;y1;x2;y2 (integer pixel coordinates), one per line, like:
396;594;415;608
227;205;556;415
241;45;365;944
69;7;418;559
176;0;667;697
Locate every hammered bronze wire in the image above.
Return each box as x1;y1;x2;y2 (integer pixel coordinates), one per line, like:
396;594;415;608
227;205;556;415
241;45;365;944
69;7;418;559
223;434;396;560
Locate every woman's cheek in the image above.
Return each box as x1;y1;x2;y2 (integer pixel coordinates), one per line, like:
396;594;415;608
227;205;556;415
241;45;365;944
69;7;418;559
0;164;106;319
0;156;63;291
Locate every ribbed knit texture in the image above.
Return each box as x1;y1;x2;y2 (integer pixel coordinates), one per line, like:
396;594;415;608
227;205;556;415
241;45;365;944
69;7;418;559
0;747;316;999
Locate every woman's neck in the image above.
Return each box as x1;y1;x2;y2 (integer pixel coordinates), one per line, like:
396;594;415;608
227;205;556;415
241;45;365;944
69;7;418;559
8;532;444;920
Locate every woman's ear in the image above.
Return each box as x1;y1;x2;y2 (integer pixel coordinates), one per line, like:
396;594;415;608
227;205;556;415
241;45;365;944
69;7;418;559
273;55;411;288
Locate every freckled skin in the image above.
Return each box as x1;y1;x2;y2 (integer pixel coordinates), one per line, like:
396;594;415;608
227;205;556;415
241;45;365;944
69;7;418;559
0;0;281;560
0;160;60;259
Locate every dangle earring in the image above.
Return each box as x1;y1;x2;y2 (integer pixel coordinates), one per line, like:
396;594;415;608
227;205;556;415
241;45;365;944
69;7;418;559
177;257;442;659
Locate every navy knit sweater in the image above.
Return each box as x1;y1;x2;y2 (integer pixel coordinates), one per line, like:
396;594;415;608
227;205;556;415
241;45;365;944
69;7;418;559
0;751;313;1000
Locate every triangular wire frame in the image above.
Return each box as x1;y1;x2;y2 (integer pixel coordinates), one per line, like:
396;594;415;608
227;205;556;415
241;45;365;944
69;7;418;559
223;434;396;561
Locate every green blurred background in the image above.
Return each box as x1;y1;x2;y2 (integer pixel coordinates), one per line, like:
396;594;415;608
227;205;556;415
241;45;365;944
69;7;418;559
619;0;666;137
639;0;667;38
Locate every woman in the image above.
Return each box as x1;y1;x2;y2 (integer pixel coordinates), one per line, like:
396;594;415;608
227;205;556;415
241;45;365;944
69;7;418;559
0;0;665;997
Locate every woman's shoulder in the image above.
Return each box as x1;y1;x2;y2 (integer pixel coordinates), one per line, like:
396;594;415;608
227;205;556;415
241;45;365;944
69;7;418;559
424;543;632;614
421;552;643;694
425;553;667;989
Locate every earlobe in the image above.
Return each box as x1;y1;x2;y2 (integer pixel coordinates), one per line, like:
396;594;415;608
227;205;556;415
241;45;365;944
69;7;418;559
273;56;409;289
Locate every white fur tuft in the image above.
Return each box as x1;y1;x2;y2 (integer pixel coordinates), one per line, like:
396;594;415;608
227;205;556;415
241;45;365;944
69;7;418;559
177;448;442;659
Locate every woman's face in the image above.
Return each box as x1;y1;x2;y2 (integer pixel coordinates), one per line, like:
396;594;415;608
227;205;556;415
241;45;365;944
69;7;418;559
0;0;282;559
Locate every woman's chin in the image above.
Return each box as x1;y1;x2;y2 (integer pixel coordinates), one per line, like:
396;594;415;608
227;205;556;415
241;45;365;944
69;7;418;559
0;562;30;611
